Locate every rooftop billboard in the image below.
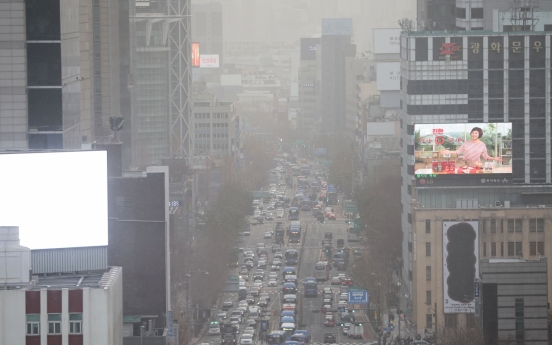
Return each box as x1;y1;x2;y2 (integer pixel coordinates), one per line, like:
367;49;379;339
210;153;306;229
373;28;401;54
414;123;512;186
376;62;400;90
0;151;108;249
300;38;320;60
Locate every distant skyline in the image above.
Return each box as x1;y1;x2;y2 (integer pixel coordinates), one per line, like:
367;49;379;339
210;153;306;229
192;0;416;54
0;151;108;250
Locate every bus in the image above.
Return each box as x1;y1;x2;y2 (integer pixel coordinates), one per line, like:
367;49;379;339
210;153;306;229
285;249;299;265
268;330;289;345
292;166;301;176
288;207;299;220
303;277;318;297
347;226;360;242
298;177;309;189
301;165;311;175
314;261;330;281
289;228;301;243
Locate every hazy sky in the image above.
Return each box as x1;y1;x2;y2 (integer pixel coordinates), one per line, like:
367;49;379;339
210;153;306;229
0;151;108;250
214;0;416;54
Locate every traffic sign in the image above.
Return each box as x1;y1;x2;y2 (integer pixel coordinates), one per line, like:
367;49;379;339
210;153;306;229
348;289;368;304
383;327;394;332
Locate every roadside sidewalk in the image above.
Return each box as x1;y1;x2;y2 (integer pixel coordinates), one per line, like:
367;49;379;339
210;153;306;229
382;311;411;341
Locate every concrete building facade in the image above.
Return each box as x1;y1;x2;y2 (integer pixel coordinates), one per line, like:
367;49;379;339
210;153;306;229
400;30;552;333
480;258;548;345
298;38;319;133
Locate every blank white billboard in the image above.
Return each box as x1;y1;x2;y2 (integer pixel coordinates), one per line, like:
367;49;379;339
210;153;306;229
200;54;220;68
373;28;401;54
443;221;479;314
0;151;108;249
377;62;401;91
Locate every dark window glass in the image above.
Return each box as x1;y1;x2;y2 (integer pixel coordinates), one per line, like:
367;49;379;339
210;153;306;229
508;242;514;256
491;243;496;257
456;7;466;18
28;134;63;149
28;89;62;131
426;243;431;256
415;38;428;61
515;242;522;256
426;220;431;233
530;159;546;181
26;0;61;40
471;8;483;18
529;70;545;98
27;43;62;86
545;25;552;31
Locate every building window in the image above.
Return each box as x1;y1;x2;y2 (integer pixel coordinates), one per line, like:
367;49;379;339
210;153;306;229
538;242;544;256
69;313;83;334
529;219;536;232
26;314;40;335
491;219;496;233
515;298;524;342
426;242;431;256
456;7;466;18
508;219;514;233
426;220;431;233
471;7;484;19
501;242;504;256
483;242;487;257
426;266;431;281
426;291;431;305
445;314;457;328
537;219;544;232
426;314;433;329
500;219;504;233
530;242;537;256
48;314;61;334
515;242;522;256
491;242;496;257
515;219;522;233
508;242;514;256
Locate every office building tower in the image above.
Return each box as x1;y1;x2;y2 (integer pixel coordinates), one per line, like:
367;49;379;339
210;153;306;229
298;38;319;133
399;31;552;334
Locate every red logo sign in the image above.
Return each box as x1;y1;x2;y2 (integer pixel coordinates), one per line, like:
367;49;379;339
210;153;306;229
440;42;462;55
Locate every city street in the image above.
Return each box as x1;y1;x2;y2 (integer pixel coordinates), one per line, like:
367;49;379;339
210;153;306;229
201;168;376;345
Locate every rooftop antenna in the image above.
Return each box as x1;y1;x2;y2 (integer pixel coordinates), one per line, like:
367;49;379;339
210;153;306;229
509;0;540;31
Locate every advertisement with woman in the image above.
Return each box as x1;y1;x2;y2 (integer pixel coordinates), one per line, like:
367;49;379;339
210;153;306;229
414;123;512;177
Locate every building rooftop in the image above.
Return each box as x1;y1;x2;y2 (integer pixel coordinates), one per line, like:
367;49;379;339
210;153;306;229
1;267;121;291
404;30;552;37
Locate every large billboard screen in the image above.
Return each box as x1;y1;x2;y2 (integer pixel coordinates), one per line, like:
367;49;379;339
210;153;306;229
373;28;401;54
0;151;108;249
300;38;320;60
414;123;512;182
322;18;353;35
443;221;479;313
376;62;400;90
200;54;219;68
191;42;200;67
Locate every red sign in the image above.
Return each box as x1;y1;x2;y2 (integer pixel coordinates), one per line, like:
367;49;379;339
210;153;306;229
440;42;461;55
191;42;200;67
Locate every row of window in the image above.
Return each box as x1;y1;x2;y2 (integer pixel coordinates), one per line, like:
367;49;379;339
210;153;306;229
424;240;544;258
456;7;483;19
194;113;229;119
26;313;82;335
194;134;228;139
482;241;544;257
425;218;545;233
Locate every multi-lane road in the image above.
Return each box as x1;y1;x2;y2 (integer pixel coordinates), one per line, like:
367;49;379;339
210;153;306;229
201;173;375;345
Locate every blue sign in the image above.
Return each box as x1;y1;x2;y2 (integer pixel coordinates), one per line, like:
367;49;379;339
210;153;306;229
383;327;394;332
338;306;346;312
315;148;327;155
348;290;368;304
322;18;353;35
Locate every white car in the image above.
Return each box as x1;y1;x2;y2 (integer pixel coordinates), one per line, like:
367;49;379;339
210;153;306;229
217;311;227;319
240;333;254;345
276;210;284;218
269;272;278;280
264;231;272;239
268;279;278;287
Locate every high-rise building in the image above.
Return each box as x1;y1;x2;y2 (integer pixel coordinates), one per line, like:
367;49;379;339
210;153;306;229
399;31;552;334
129;0;192;168
298;38;319;133
319;19;355;132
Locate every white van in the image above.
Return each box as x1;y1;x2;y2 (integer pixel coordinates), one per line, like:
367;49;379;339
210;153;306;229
249;307;260;319
280;322;296;333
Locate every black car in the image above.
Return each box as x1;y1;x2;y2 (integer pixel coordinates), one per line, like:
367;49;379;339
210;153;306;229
222;300;233;310
323;332;336;343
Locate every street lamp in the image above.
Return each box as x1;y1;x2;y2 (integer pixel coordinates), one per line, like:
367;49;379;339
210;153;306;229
426;302;438;345
185;270;209;336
